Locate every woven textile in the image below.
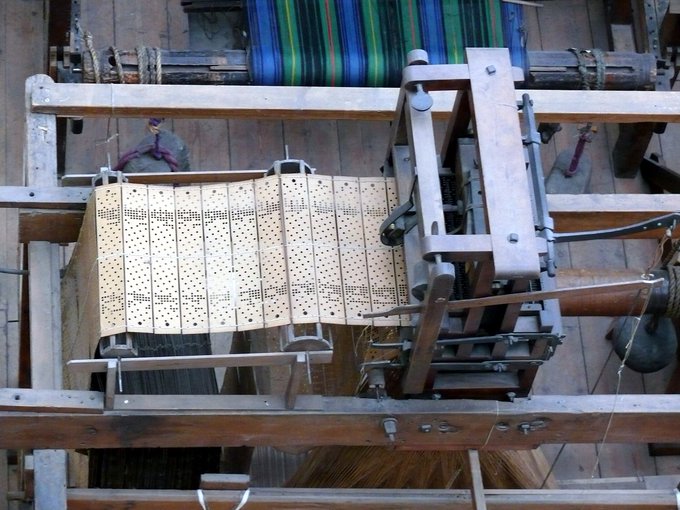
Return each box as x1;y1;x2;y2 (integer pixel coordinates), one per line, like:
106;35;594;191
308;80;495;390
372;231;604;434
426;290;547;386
246;0;523;86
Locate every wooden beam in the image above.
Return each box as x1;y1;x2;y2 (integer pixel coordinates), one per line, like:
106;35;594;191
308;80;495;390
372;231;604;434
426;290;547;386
18;209;84;242
65;487;679;509
29;78;680;124
14;192;680;244
25;73;67;510
4;390;680;449
468;450;487;510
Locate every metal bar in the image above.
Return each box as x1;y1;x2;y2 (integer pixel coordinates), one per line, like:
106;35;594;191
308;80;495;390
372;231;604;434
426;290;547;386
104;360;116;411
67;350;333;374
364;278;662;319
285;353;306;409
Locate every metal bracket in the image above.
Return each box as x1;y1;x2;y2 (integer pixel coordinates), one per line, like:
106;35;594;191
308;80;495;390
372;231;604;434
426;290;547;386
99;333;138;358
92;167;127;187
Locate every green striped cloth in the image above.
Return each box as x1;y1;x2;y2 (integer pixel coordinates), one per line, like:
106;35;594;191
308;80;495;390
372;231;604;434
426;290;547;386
246;0;520;87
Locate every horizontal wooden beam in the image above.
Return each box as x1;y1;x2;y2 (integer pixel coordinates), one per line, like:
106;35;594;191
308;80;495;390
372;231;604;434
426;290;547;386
30;79;680;124
3;389;680;449
65;487;677;510
14;192;680;243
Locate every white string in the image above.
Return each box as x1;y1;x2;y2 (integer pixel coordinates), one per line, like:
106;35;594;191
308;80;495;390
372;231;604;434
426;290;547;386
233;488;250;510
590;282;654;478
196;489;208;510
480;400;500;449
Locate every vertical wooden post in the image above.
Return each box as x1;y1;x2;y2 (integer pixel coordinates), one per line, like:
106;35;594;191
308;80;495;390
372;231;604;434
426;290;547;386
468;449;487;510
25;74;67;510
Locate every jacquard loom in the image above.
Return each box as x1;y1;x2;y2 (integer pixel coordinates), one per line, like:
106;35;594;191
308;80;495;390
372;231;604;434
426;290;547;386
6;1;680;507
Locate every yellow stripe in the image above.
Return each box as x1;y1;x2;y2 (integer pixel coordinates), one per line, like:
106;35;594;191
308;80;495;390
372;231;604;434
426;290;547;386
367;2;378;86
285;0;296;85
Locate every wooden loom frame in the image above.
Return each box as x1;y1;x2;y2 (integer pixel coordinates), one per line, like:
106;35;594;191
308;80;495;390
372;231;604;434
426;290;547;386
9;54;680;507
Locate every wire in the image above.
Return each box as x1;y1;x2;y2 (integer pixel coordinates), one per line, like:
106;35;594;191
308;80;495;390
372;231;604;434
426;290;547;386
0;267;28;276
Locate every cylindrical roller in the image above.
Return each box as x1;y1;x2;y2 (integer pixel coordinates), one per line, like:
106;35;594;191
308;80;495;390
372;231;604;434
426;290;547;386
81;48;250;85
526;50;656;90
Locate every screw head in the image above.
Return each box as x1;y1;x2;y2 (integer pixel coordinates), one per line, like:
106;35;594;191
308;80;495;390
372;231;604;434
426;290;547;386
419;424;432;433
507;233;519;243
486;65;496;75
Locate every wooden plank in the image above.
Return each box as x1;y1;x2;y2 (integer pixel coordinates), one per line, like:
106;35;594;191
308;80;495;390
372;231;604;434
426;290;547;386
19;209;85;243
4;392;680;449
16;193;680;244
26;68;67;510
467;48;539;280
31;83;680;124
468;450;487;510
63;487;680;509
229;120;284;170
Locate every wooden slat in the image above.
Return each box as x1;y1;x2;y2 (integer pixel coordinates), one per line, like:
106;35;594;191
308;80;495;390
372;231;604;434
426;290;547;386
25;72;68;510
4;392;680;449
468;450;487;510
64;487;680;510
30;81;680;124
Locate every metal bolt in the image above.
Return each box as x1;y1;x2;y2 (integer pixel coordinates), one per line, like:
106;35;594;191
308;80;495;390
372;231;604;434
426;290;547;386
382;417;398;442
486;65;496;75
419;424;432;433
507;233;519;244
495;422;510;432
44;97;50;103
437;422;457;433
518;422;531;435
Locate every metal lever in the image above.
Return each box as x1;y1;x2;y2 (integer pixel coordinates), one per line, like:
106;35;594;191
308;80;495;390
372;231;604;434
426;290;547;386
554;212;680;243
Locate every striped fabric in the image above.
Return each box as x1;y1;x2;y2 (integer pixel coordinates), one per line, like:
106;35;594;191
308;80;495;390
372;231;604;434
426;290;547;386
246;0;524;87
